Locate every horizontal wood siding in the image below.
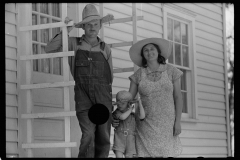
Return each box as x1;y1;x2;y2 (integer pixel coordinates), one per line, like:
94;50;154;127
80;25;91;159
169;3;228;157
101;3;228;157
5;3;19;157
103;3;227;158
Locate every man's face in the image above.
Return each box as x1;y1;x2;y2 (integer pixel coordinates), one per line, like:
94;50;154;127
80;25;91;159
83;19;101;38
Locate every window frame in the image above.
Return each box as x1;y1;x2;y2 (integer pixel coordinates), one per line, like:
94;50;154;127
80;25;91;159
31;3;63;75
163;4;198;120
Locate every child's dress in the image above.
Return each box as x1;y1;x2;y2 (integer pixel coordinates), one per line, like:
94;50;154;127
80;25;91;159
112;109;136;156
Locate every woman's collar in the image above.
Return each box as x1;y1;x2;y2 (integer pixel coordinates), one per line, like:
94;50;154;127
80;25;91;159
146;64;167;74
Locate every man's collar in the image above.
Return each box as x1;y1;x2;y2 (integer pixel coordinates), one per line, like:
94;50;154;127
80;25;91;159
79;35;103;46
146;64;167;75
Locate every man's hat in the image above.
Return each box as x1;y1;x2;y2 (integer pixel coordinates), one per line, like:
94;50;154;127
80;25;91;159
74;4;114;28
129;38;173;67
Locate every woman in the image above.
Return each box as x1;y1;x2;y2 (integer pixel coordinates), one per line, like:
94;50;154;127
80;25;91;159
113;38;183;157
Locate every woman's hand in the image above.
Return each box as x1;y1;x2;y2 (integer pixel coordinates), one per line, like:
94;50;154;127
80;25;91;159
173;121;181;136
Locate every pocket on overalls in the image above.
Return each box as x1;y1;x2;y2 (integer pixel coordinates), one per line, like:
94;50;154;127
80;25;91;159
76;60;90;75
92;61;104;77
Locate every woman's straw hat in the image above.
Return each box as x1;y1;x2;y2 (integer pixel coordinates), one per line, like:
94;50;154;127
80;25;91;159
129;38;172;67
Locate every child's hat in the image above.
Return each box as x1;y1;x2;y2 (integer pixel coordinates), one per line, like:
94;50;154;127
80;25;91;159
112;91;132;105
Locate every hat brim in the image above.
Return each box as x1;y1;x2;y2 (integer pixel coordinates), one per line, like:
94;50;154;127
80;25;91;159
129;38;172;67
74;14;114;28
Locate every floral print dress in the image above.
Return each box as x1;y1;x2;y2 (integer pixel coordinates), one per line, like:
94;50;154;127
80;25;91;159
129;63;183;157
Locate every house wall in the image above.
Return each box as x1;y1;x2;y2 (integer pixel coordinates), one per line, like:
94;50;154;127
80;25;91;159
95;3;228;157
5;3;19;158
5;3;229;157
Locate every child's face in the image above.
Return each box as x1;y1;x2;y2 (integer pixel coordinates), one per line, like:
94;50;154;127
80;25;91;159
117;100;129;112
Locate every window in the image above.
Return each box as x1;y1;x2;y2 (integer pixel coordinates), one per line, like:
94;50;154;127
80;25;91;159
32;3;62;75
163;4;197;119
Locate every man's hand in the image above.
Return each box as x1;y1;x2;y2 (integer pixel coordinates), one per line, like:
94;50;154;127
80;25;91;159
64;17;74;33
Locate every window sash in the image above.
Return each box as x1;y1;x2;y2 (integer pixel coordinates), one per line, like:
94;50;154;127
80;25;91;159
31;3;62;75
167;16;191;114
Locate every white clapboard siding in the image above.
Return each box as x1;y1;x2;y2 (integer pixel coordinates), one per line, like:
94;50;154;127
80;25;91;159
6;59;17;71
181;122;226;132
6;142;18;154
112;77;131;88
195;21;222;37
6;106;18;118
196;53;224;67
196;29;223;44
194;3;222;15
197;76;224;88
181;146;227;155
198;107;225;117
6;70;17;83
198;99;225;110
198;92;225;102
197;60;224;73
111;48;131;61
179;130;227;139
6;47;17;60
104;3;228;157
174;3;223;29
196;45;224;59
179;154;227;157
5;3;18;157
6;130;18;142
197;68;224;81
197;84;225;95
196;37;223;52
6;82;17;95
198;115;226;125
181;138;227;147
6;118;18;130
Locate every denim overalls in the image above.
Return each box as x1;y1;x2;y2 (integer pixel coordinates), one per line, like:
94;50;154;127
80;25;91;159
74;39;112;158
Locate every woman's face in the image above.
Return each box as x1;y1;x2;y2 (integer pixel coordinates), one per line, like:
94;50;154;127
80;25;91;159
142;44;159;62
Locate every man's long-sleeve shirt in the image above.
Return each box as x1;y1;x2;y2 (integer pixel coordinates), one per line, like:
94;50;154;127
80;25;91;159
44;31;113;83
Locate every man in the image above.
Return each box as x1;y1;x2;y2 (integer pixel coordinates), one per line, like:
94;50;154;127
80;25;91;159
45;4;114;158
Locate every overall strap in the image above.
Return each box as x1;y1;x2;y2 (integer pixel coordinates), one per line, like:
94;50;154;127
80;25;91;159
76;37;81;46
100;42;105;51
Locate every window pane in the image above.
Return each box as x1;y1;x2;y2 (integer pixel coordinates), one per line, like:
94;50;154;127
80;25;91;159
32;44;38;71
182;45;189;67
168;42;173;64
52;20;60;38
32;14;37;41
40;16;49;43
174;20;181;43
175;43;181;65
167;18;173;41
180;69;186;90
182;92;187;113
32;3;37;11
41;46;50;73
181;23;188;45
52;3;60;17
40;3;48;14
53;58;61;75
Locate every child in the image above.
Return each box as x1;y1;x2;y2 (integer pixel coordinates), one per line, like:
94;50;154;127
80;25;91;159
112;91;145;158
